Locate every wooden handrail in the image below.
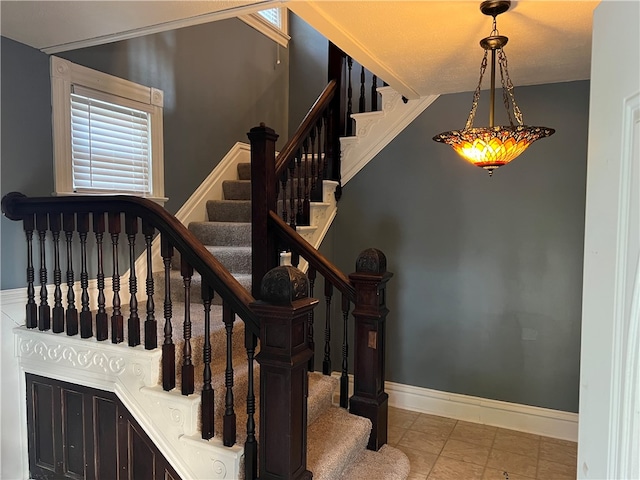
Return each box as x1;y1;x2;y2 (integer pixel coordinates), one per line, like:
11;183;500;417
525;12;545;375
1;192;260;335
275;80;338;178
268;210;355;301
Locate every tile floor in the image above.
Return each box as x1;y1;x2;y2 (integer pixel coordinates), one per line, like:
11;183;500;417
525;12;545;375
388;407;577;480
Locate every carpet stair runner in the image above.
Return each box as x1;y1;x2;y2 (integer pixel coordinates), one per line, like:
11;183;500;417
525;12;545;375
155;161;409;479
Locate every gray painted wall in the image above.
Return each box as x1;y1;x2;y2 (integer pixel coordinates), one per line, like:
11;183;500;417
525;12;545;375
330;81;588;413
1;18;289;289
1;37;55;290
288;13;328;133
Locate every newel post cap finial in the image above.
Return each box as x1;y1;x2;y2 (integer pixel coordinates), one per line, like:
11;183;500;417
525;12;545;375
356;248;387;274
247;123;278;140
260;265;309;305
1;191;27;221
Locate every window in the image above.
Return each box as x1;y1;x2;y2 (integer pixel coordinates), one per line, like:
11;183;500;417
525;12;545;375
51;56;166;203
257;8;282;29
240;7;290;47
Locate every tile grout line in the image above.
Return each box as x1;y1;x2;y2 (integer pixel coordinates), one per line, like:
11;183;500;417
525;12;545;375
535;435;542;479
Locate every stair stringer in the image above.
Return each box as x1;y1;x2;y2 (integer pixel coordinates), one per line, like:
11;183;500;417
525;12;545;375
14;327;243;480
340;87;439;185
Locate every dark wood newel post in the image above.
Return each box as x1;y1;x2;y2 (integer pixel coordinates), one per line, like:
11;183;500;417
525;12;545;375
349;248;392;451
248;123;280;299
252;266;316;480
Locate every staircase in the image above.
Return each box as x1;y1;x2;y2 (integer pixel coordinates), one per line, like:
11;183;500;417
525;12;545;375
1;44;425;480
143;160;410;479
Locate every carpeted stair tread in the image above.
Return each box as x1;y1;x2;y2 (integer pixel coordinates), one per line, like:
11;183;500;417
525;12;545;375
338;444;410;480
223;180;251;200
188;221;251;247
307;406;371;480
307;373;338;426
203;245;251;273
207;200;251;223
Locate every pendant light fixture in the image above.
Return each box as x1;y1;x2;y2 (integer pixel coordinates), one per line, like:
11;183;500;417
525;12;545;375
433;0;555;176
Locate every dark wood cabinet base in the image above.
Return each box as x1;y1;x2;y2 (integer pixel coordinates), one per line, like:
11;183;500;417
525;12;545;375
26;374;180;480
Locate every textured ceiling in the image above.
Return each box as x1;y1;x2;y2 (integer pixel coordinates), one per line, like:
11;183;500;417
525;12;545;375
289;1;599;98
0;1;270;52
0;1;599;98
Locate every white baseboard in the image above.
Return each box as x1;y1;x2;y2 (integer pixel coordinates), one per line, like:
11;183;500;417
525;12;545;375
387;380;578;442
331;372;578;442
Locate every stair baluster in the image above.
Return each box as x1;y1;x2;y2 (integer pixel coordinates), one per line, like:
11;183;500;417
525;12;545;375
126;214;140;347
181;258;195;395
244;330;258;480
109;212;124;344
307;266;317;371
296;149;304;226
201;281;215;440
372;75;378;111
161;237;176;391
93;212;108;341
311;118;323;203
280;170;289;224
24;214;37;329
309;124;317;196
78;212;92;338
36;213;50;331
288;159;297;229
359;66;366;113
302;137;311;225
63;213;78;336
323;279;333;375
222;300;236;447
50;213;64;333
346;57;354;136
340;293;350;408
143;220;157;350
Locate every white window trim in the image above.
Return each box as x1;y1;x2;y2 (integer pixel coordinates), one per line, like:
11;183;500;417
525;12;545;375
50;56;167;204
240;7;290;47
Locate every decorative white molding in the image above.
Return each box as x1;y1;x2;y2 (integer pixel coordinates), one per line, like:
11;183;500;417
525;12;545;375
8;322;244;480
608;92;640;480
341;88;439;185
15;328;160;390
41;1;282;54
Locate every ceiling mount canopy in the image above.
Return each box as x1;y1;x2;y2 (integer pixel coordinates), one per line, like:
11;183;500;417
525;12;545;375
433;0;555;177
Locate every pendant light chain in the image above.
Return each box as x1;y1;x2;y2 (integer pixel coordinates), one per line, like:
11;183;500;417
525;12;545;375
465;50;489;130
497;48;523;125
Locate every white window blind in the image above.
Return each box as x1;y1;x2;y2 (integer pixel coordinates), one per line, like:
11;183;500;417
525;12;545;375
258;8;281;29
70;91;152;194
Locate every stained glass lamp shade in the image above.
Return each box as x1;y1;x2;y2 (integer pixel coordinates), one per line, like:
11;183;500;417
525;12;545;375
433;1;555;176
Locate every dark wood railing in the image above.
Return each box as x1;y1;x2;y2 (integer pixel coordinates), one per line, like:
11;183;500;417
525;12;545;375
249;73;392;475
2;44;392;480
0;192;261;469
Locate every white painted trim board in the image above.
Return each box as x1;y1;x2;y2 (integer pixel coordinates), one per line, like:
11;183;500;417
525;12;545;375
332;372;578;442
